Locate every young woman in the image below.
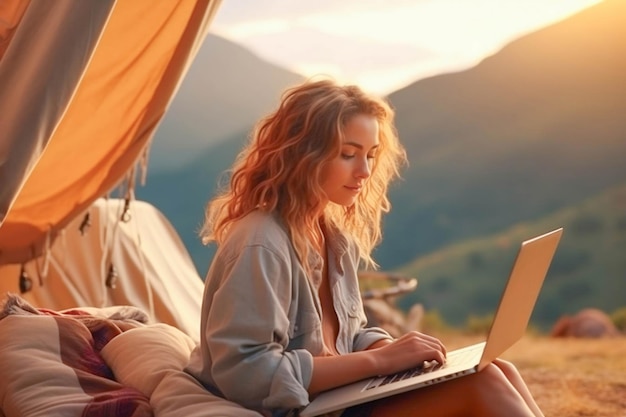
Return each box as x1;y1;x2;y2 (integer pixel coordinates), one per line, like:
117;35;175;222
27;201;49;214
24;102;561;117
186;78;544;417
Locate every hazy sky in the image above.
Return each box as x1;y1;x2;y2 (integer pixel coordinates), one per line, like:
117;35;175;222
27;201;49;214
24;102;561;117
210;0;601;94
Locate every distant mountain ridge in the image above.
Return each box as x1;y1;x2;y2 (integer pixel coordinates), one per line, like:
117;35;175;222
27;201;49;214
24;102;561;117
138;0;626;282
379;0;626;268
149;34;303;172
395;183;626;329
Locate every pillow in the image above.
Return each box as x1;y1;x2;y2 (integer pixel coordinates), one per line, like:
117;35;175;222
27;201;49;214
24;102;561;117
0;314;151;417
151;370;263;417
100;323;196;398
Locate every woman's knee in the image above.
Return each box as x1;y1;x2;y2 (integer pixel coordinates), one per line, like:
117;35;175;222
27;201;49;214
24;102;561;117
492;358;522;378
475;362;512;387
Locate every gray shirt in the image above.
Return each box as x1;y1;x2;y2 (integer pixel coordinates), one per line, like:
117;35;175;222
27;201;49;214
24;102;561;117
186;210;392;416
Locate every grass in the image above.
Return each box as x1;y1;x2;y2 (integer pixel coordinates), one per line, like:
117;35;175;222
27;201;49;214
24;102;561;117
439;333;626;417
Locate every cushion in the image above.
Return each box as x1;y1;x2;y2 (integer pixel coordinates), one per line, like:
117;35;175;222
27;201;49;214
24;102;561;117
100;323;196;398
151;370;263;417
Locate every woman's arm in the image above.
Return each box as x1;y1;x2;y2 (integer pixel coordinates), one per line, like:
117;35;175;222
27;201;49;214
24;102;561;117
308;331;447;395
204;244;312;410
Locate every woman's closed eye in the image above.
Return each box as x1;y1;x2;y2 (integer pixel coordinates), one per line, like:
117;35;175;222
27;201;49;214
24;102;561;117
341;153;377;160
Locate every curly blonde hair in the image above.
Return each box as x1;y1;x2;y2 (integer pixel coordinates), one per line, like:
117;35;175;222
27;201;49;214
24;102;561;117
201;78;406;269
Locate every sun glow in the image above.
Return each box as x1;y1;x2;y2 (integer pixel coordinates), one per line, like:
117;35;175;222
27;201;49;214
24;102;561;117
212;0;602;94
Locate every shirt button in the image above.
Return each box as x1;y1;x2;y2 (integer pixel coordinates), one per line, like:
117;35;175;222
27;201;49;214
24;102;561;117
294;324;299;332
351;304;357;312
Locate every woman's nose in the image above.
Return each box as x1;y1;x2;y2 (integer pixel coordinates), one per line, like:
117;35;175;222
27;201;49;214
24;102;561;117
356;157;372;179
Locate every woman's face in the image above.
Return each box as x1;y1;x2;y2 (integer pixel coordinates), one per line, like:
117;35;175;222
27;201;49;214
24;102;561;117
320;113;379;207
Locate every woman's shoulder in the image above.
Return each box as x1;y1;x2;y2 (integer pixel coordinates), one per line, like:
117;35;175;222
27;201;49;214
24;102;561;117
224;209;290;250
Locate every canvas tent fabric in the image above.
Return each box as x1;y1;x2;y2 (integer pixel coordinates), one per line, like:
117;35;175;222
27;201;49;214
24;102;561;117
0;0;115;223
0;0;221;263
0;198;205;342
0;0;222;339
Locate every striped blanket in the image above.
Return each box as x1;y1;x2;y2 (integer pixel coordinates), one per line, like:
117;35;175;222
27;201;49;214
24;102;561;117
0;294;262;417
0;294;152;417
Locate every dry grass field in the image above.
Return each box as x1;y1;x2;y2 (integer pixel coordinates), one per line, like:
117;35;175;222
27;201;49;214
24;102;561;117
441;334;626;417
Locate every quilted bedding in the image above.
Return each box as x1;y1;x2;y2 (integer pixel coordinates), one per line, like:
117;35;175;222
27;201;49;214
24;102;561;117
0;294;261;417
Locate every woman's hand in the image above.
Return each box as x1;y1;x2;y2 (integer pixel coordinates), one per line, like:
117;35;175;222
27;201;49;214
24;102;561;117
370;331;447;376
309;332;446;395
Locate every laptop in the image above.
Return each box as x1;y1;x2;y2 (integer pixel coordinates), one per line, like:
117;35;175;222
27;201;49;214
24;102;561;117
301;228;563;417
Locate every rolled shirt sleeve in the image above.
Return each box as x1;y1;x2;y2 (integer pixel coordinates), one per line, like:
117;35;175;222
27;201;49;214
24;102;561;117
353;326;394;352
205;244;313;411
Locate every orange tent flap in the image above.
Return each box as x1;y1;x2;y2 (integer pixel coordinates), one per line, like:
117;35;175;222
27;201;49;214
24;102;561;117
0;0;221;264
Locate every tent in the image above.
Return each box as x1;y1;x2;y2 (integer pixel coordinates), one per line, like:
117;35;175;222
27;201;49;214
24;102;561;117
0;0;223;341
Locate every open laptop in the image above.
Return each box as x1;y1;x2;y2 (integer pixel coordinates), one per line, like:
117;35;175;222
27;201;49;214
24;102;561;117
301;228;563;417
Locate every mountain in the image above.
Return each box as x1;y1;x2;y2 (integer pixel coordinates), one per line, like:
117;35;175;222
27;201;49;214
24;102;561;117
378;0;626;268
395;183;626;329
137;0;626;279
148;34;304;172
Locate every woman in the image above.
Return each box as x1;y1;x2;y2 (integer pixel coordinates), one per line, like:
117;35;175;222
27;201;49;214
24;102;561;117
186;78;544;417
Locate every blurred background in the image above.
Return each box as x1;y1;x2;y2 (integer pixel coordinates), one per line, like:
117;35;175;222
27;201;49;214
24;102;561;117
135;0;626;331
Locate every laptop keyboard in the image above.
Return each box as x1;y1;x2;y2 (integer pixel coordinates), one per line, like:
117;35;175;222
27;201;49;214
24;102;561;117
364;344;483;390
365;360;443;390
